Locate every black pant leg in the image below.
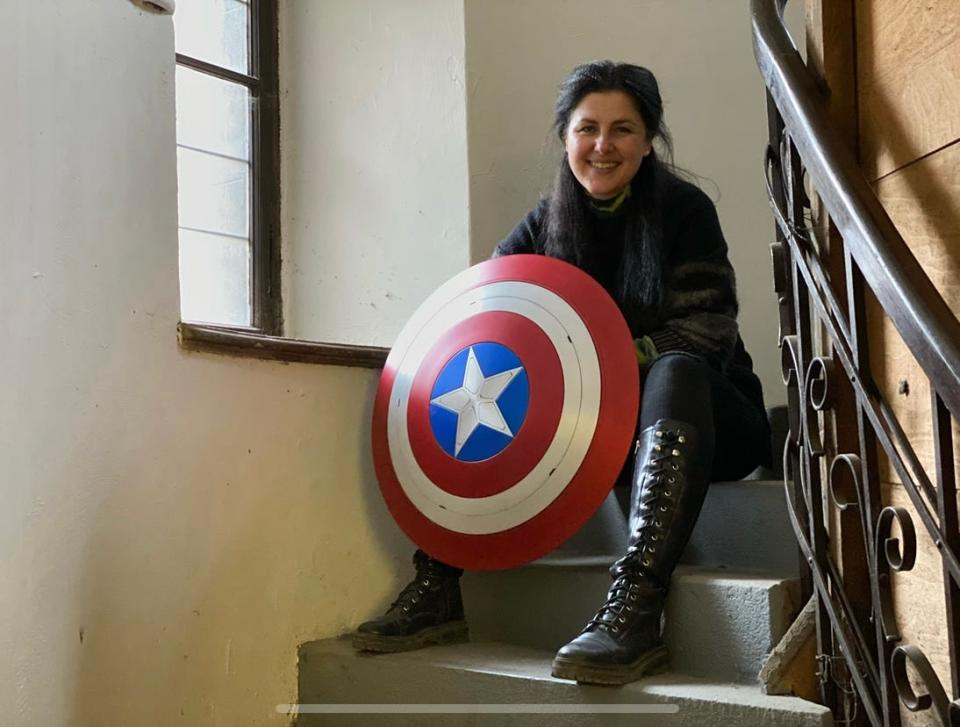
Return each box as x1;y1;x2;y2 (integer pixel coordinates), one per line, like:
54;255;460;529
620;352;770;484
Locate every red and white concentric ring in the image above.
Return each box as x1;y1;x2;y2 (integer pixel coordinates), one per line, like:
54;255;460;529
405;310;563;499
388;279;599;534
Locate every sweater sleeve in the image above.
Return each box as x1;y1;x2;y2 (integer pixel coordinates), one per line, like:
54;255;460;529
647;188;739;367
492;200;547;258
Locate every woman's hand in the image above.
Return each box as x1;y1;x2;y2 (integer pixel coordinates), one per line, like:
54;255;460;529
633;335;659;369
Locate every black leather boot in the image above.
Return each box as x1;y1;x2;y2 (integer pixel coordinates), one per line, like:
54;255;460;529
552;419;711;684
352;549;468;653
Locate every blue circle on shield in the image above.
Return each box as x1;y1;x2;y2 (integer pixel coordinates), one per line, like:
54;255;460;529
429;342;529;462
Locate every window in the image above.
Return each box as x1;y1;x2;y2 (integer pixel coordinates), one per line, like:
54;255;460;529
174;0;281;333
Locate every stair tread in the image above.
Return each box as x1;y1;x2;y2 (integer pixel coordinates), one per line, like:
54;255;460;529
671;565;798;586
301;637;827;715
711;478;783;487
523;558;796;582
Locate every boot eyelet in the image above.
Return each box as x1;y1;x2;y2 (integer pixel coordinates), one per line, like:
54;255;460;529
678;435;686;444
659;505;668;512
664;490;672;497
668;477;675;483
655;520;663;527
642;558;651;567
671;463;680;471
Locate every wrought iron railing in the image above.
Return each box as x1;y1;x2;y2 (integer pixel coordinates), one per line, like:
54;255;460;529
752;0;960;724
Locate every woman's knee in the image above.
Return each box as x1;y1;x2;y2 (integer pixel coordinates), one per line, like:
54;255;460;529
644;352;710;388
639;352;715;430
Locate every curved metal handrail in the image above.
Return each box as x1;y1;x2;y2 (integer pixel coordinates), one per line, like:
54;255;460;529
751;0;960;420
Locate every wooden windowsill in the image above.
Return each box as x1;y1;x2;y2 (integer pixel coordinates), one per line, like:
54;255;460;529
177;322;389;369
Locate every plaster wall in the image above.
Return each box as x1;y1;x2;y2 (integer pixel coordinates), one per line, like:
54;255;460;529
279;0;802;407
464;0;806;405
280;0;470;346
0;2;410;725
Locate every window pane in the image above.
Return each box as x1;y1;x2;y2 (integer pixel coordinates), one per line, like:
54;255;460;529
179;229;251;326
174;0;249;75
177;147;249;238
176;67;250;160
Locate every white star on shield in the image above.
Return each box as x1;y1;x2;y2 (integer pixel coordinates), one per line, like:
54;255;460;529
430;346;524;457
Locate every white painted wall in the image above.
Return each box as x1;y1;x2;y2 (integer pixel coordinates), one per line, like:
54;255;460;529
0;2;413;725
280;0;799;404
464;0;803;406
280;0;800;401
280;0;470;346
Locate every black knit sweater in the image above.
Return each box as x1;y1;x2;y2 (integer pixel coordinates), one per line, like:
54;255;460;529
493;177;767;415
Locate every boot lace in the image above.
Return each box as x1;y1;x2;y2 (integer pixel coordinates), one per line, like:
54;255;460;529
622;428;686;570
587;428;686;634
389;562;445;614
587;571;651;634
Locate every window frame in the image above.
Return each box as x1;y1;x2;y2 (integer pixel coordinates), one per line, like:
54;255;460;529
175;0;388;368
175;0;282;335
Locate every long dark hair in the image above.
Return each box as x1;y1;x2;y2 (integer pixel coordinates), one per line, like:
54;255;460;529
544;61;676;330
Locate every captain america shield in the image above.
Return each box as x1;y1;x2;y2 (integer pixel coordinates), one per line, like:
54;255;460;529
371;254;640;570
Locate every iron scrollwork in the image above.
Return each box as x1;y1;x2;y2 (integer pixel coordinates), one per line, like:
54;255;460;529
767;114;959;726
890;645;955;724
829;454;862;513
755;1;960;723
764;47;957;727
803;356;835;458
874;506;917;644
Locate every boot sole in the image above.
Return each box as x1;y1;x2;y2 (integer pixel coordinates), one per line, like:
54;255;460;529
550;645;669;685
351;620;469;654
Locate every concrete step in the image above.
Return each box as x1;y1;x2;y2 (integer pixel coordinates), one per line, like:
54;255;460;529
663;568;801;683
548;479;800;576
462;563;800;683
296;638;832;726
680;479;800;576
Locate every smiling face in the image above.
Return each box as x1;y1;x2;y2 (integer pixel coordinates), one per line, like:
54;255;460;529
563;90;652;200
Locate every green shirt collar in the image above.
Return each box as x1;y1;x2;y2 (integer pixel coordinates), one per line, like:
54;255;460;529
587;185;631;218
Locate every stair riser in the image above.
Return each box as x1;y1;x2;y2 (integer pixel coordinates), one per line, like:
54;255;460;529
549;482;800;576
461;567;607;652
680;481;801;575
462;567;800;683
663;574;802;682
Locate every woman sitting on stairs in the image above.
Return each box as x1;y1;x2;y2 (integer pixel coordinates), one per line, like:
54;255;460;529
352;60;772;686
